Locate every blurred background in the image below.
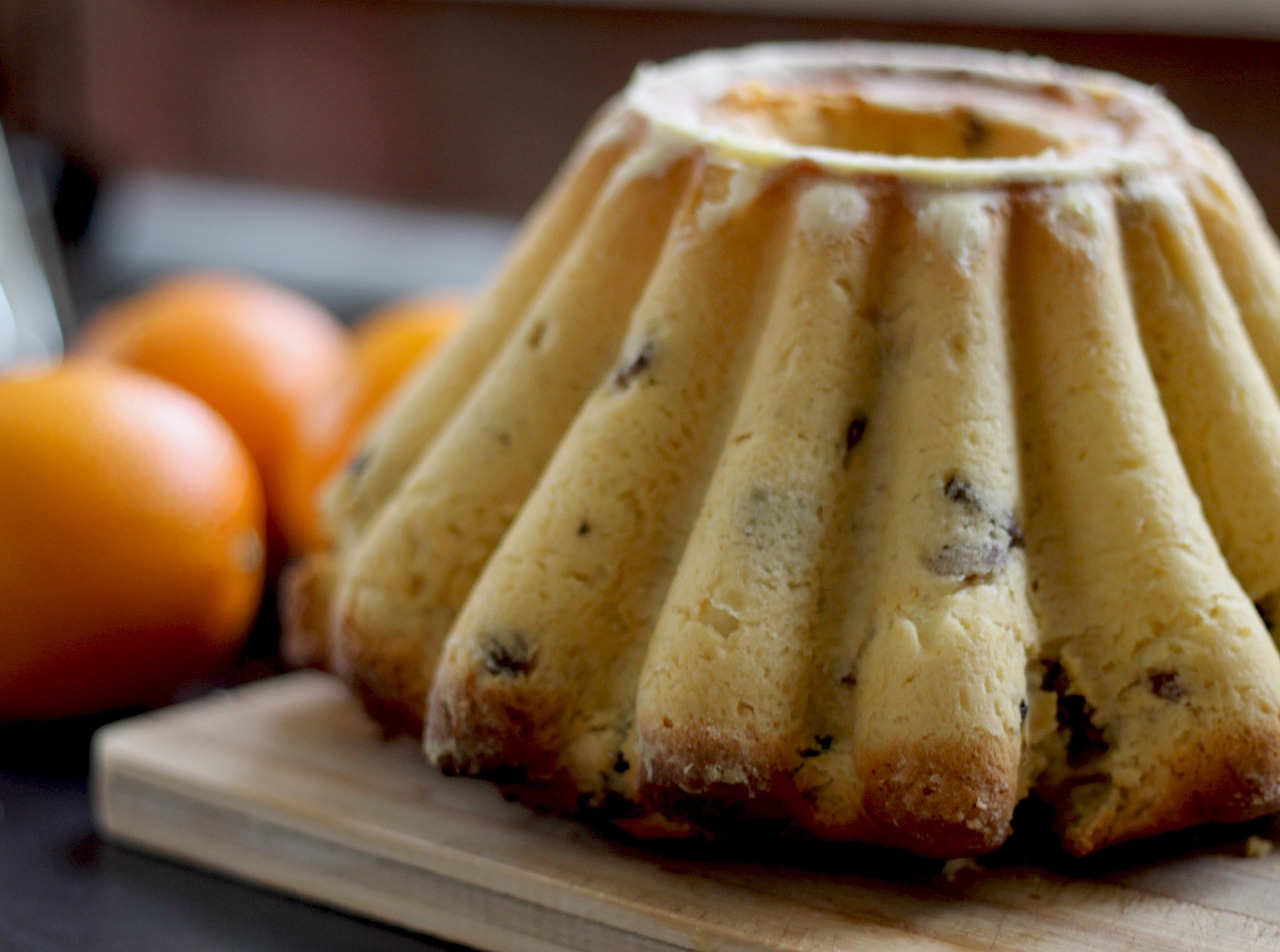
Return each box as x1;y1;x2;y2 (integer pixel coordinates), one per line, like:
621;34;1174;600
1;0;1279;350
2;7;1280;949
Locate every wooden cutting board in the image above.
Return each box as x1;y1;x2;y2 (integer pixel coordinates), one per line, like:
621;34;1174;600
92;671;1280;951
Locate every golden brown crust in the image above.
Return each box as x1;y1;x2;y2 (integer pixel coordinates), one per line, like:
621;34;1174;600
1052;720;1280;856
280;554;427;737
637;721;814;831
855;735;1020;857
278;554;335;671
337;606;428;738
280;558;425;736
425;671;567;786
610;811;701;840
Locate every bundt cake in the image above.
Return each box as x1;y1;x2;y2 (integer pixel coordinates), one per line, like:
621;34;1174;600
283;42;1280;858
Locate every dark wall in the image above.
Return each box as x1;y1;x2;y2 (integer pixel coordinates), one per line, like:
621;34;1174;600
3;0;1279;225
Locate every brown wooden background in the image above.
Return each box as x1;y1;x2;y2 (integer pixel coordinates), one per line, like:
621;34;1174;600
2;0;1279;224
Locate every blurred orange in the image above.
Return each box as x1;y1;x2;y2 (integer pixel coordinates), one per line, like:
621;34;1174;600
0;362;266;720
75;271;350;559
277;294;467;553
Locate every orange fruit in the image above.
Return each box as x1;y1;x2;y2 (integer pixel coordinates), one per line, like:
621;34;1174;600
0;362;266;720
277;294;467;553
75;271;350;557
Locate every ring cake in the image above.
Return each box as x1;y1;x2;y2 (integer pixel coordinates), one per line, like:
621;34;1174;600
284;42;1280;858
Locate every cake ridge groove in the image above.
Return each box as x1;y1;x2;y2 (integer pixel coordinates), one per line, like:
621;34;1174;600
426;159;801;800
328;141;703;725
1121;172;1280;607
838;185;1027;855
324;116;643;549
1188;140;1280;405
636;177;890;829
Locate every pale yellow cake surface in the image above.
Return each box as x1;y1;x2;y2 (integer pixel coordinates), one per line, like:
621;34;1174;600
284;41;1280;858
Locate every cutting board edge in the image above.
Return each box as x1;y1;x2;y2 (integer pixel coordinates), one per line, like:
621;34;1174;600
93;751;731;952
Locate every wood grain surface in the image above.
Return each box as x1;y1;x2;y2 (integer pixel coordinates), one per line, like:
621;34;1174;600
91;671;1280;951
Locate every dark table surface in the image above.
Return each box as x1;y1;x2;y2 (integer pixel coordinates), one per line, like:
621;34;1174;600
0;605;466;952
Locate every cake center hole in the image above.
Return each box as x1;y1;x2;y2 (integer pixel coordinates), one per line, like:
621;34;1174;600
709;79;1084;160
